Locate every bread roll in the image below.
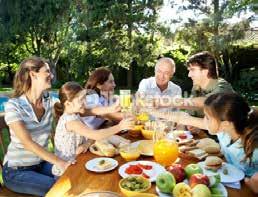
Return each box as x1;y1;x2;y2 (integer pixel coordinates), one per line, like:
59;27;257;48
203;143;220;154
196;138;216;149
93;140;116;157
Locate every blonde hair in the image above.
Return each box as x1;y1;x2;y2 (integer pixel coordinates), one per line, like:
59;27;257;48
12;57;48;97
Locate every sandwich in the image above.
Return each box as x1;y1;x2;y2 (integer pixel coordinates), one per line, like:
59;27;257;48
197;138;221;154
90;140;117;157
203;143;221;154
205;156;223;171
187;148;208;160
96;159;113;170
197;138;216;149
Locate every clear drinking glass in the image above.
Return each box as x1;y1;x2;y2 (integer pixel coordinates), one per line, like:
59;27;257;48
153;118;179;166
119;90;131;112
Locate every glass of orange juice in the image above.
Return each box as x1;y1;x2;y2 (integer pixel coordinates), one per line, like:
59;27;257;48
119;90;131;113
153;119;179;166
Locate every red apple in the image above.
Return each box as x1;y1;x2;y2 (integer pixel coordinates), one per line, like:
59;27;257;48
189;173;210;188
166;164;185;183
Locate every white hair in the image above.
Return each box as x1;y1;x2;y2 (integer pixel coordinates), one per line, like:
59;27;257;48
155;57;176;72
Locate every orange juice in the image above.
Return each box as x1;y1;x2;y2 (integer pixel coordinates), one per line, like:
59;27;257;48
153;139;178;166
120;95;131;109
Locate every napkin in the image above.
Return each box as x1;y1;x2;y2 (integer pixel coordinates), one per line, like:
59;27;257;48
223;181;241;189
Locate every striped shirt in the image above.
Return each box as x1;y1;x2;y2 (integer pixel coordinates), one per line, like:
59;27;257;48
4;93;57;167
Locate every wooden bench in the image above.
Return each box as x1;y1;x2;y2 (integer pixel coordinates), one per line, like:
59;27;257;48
0;113;35;197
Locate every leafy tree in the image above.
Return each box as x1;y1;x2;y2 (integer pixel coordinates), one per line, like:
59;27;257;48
170;0;253;79
0;0;73;82
73;0;164;87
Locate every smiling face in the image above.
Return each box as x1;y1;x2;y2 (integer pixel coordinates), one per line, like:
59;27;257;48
32;63;53;91
187;63;209;87
155;61;174;89
98;73;116;93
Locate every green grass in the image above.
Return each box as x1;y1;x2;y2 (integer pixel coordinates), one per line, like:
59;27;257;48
0;87;13;95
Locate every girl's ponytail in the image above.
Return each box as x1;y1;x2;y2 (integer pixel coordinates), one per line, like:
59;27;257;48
243;109;258;165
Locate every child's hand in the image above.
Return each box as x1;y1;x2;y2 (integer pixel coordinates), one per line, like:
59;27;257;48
245;173;258;194
118;118;134;131
76;143;91;155
76;145;86;155
58;160;76;172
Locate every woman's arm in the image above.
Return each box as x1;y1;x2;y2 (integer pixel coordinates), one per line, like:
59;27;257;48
66;118;133;141
9;121;70;170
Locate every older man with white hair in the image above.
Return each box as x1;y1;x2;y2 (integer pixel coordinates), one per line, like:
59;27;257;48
137;57;182;97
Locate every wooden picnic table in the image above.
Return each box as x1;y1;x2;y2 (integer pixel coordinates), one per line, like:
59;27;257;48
46;133;257;197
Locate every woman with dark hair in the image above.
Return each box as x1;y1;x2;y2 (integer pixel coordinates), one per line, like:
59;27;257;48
153;92;258;177
3;57;71;196
85;67;115;100
82;67;123;129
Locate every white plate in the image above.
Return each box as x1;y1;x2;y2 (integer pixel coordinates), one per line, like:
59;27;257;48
85;157;118;173
166;131;193;141
131;140;154;156
118;160;166;182
198;162;245;183
156;183;228;197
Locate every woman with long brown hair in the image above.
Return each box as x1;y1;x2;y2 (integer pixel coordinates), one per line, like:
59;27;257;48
83;67;123;129
3;57;71;196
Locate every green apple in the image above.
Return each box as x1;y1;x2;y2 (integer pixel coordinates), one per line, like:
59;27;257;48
210;187;224;197
208;174;221;187
184;164;203;178
156;172;176;194
192;184;211;197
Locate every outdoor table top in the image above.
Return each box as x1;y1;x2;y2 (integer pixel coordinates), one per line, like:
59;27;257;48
46;132;257;197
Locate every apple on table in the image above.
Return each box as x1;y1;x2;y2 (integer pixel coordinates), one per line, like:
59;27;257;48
156;172;176;194
166;164;185;183
184;163;203;179
189;173;209;188
191;184;211;197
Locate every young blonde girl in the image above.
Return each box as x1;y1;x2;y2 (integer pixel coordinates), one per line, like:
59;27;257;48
52;82;134;176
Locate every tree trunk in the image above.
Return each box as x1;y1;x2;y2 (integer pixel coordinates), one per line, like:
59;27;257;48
126;0;133;88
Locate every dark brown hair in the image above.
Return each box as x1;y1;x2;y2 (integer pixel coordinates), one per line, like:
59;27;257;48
12;57;48;97
204;93;258;165
54;81;83;120
85;67;111;95
187;51;218;79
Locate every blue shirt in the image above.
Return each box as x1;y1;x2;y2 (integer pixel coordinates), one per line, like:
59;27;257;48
217;132;258;177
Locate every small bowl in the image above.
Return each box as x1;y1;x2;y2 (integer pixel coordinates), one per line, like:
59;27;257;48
120;146;141;161
119;176;151;197
136;113;149;122
141;129;154;140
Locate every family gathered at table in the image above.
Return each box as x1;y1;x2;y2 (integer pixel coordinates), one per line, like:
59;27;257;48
2;51;258;196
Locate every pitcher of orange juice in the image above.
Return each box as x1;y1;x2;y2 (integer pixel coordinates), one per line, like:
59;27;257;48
153;119;179;166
